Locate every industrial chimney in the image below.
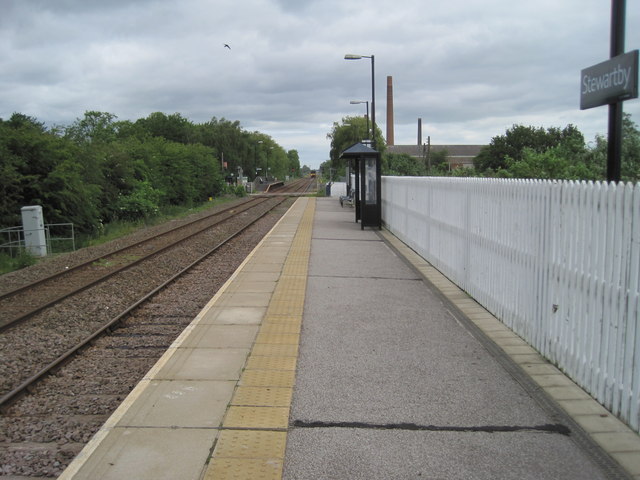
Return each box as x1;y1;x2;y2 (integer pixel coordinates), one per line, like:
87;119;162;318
417;118;422;146
386;76;394;146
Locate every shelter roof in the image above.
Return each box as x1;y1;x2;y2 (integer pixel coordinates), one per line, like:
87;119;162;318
341;142;378;158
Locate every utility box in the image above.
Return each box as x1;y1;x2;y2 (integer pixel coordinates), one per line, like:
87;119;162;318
21;205;47;257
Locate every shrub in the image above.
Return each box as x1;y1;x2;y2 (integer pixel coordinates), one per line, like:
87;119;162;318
114;181;161;221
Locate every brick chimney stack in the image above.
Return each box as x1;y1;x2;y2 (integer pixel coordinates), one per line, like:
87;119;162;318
386;76;394;146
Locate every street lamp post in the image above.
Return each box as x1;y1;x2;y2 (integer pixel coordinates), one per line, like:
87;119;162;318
254;140;263;180
266;146;274;181
345;54;375;149
349;100;370;142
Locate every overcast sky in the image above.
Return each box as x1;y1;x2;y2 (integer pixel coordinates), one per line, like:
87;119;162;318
1;0;639;168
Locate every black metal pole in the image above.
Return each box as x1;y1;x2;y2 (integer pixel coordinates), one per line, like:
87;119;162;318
366;101;370;142
607;0;625;183
371;55;376;150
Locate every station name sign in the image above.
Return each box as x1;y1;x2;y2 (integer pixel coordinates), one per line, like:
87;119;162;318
580;50;638;110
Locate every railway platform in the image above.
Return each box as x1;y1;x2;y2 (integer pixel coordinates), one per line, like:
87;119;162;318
59;197;640;480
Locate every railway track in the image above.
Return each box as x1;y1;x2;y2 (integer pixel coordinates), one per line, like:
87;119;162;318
0;195;288;404
0;197;286;407
0;192;299;478
0;197;268;331
0;178;314;322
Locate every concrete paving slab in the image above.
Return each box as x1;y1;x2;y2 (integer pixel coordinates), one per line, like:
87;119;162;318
234;271;281;281
232;386;294;407
239;262;283;273
69;427;217;480
249;254;288;264
240;369;296;388
204;458;283;480
205;430;286;479
510;353;549;364
225;279;277;293
251;343;299;357
180;324;259;348
611;452;640;477
592;432;640;452
544;385;594;400
156;347;249;380
534;373;581;388
558;399;613;416
116;379;235;427
245;355;297;371
212;429;287;458
574;413;634;433
216;292;272;307
205;306;266;324
223;406;289;429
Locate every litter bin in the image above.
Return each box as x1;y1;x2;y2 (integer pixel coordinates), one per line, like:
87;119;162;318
325;182;332;197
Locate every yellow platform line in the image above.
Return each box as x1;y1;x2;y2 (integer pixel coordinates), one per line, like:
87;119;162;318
203;197;315;480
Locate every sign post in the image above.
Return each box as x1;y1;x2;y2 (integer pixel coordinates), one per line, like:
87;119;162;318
580;0;638;182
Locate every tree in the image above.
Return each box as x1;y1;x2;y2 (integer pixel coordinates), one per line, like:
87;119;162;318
0;113;101;231
621;114;640;181
382;153;427;176
64;111;118;144
287;150;300;177
114;181;161;221
0;118;33;226
1;110;285;235
506;146;600;180
474;124;586;174
197;117;253;180
327;116;386;178
481;115;640;182
135;112;194;144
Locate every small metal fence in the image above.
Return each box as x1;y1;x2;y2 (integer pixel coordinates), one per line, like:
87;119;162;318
0;223;75;257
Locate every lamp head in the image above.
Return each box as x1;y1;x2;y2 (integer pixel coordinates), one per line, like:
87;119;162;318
344;54;362;60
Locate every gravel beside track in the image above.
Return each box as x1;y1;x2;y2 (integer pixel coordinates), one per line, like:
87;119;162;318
0;196;295;478
0;197;278;397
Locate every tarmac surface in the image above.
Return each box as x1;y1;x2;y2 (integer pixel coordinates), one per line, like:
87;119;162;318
58;196;640;480
282;198;633;480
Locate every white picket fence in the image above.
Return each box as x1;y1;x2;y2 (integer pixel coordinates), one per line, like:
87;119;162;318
382;177;640;433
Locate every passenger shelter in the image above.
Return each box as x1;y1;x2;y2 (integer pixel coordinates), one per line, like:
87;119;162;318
340;142;381;229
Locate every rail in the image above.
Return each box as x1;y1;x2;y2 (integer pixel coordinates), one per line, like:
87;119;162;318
0;198;268;331
0;196;289;408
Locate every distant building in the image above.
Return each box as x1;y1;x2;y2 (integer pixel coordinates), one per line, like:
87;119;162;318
386;144;485;169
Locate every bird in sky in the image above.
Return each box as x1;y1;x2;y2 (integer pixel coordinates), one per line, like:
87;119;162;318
224;44;231;49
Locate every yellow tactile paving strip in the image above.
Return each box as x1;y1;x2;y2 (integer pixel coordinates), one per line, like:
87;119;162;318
380;229;640;479
203;197;315;480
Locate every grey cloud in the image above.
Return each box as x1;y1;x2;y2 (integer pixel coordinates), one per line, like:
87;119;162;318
1;0;638;167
